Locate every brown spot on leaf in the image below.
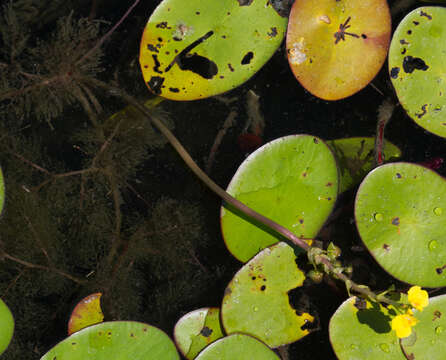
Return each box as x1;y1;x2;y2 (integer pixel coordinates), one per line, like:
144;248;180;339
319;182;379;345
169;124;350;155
383;244;390;251
391;217;400;226
433;310;442;321
326;182;333;187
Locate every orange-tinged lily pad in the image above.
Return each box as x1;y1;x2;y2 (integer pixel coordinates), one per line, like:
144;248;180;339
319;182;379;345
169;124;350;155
286;0;391;100
68;293;104;335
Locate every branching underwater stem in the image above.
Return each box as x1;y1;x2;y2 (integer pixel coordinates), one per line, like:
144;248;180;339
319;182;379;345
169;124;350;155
85;77;398;306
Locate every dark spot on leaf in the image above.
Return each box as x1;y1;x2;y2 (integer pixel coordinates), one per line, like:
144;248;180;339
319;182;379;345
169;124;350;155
400;39;409;45
165;31;217;79
147;44;159;53
252;276;256;280
299;219;304;224
156;22;171;29
383;244;390;251
169;87;180;93
200;326;213;337
300;318;316;331
433;310;442;321
228;63;234;72
302;172;307;177
196;11;200;15
396;173;402;178
241;51;254;65
326;182;333;187
361;33;367;39
261;285;266;291
407;30;412;35
152;54;162;74
237;0;253;5
143;65;148;68
354;297;367;310
267;27;278;37
313;138;319;144
390;67;400;79
420;11;432;20
327;197;332;201
219;75;224;79
403;56;429;73
143;327;147;332
157;37;163;42
415;104;428;118
401;48;407;55
391;217;400;226
130;332;134;337
436;265;446;274
222;35;226;39
98;331;103;336
147;76;165;95
413;21;419;25
71;342;76;345
263;278;267;282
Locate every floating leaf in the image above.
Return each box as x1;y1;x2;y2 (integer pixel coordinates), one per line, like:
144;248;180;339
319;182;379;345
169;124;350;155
41;321;180;359
389;6;446;138
0;299;14;356
221;242;314;348
139;0;287;100
286;0;391;100
221;135;338;262
195;334;279;360
68;293;104;335
355;162;446;287
327;137;402;193
330;294;446;359
174;308;224;359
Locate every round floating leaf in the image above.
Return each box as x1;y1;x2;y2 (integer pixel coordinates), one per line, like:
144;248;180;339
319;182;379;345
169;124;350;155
330;295;446;359
68;293;104;335
355;162;446;287
0;299;14;355
139;0;287;100
221;242;314;348
389;6;446;138
0;167;4;216
174;308;224;359
41;321;180;360
327;137;402;193
286;0;391;100
221;134;338;262
195;334;279;360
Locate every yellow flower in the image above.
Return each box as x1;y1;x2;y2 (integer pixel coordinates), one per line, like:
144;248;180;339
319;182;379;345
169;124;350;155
391;313;418;338
408;286;429;311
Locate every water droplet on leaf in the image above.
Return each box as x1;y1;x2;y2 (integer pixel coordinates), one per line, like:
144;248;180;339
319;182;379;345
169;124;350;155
429;240;439;251
379;343;390;353
434;207;443;216
436;326;443;334
374;213;384;222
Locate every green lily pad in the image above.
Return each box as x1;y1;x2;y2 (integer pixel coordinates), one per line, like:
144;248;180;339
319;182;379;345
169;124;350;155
327;137;402;193
174;308;224;359
139;0;286;100
195;334;279;360
286;0;391;100
355;162;446;287
389;7;446;138
0;167;4;216
0;299;14;355
221;135;339;262
330;294;446;359
41;321;179;359
221;242;314;348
